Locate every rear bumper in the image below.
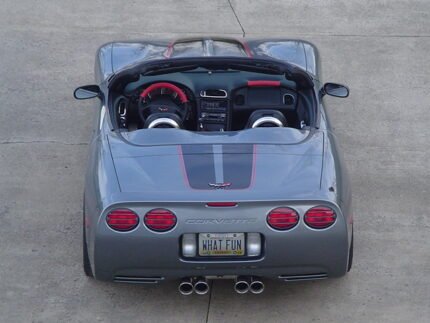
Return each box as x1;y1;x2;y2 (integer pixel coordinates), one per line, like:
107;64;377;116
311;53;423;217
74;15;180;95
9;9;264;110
91;202;350;282
94;245;348;282
100;266;336;283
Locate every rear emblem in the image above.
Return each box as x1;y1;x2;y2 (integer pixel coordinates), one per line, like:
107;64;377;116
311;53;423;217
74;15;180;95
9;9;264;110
208;182;231;189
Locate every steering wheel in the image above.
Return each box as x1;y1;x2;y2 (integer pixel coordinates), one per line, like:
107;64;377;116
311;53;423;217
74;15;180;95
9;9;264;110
138;82;190;127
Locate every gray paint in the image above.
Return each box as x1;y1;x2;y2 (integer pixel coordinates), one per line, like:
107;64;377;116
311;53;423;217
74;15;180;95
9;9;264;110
82;37;352;282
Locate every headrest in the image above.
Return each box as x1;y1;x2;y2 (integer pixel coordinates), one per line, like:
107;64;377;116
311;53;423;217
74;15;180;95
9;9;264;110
144;113;183;129
246;110;287;129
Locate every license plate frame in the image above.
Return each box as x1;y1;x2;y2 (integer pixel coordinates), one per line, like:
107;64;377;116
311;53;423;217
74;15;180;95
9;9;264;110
198;233;245;257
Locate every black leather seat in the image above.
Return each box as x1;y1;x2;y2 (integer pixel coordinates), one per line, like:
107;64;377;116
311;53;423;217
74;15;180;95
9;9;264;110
245;110;288;129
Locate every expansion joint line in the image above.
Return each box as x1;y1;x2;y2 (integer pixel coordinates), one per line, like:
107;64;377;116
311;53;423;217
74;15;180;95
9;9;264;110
227;0;245;37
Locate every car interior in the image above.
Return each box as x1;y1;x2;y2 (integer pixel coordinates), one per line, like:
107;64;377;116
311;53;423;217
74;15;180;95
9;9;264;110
110;68;314;133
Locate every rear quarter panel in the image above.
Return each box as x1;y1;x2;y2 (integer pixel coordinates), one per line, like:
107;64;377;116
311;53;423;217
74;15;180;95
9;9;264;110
320;103;353;242
84;117;121;271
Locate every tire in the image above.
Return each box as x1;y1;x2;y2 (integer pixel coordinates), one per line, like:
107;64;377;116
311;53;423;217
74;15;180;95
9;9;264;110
83;204;94;278
347;229;354;272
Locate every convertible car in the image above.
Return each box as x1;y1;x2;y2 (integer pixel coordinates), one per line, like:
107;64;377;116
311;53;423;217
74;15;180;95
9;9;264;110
74;37;352;295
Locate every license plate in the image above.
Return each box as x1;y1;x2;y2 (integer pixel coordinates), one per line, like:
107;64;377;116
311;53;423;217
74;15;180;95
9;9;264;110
198;233;245;256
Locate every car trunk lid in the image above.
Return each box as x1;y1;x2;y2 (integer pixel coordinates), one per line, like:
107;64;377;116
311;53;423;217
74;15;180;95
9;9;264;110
108;128;324;200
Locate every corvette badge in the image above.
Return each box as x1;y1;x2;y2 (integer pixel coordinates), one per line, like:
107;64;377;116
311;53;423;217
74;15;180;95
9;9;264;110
208;182;231;189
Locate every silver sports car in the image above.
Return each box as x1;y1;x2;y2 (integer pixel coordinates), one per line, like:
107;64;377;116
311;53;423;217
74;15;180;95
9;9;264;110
74;37;352;295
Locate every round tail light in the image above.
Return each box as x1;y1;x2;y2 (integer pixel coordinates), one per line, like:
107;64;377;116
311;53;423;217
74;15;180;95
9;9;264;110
304;206;336;229
106;209;139;232
267;207;299;230
144;209;177;232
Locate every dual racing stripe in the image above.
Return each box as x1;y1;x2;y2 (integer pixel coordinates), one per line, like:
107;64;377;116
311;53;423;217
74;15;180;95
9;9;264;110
180;144;255;190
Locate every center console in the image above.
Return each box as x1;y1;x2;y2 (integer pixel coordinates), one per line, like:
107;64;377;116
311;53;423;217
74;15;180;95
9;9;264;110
198;99;229;131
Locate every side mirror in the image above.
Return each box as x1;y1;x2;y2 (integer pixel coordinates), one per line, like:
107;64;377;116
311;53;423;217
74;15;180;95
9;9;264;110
322;83;349;98
74;85;101;100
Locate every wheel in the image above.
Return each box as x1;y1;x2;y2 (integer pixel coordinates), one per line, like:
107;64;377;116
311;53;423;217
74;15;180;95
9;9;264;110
347;229;354;272
83;203;94;277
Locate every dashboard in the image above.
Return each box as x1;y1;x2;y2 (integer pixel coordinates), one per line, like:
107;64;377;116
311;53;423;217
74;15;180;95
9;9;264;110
119;71;307;132
196;86;297;131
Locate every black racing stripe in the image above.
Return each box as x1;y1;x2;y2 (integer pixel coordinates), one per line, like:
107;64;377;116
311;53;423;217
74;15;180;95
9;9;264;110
181;145;215;189
222;144;254;189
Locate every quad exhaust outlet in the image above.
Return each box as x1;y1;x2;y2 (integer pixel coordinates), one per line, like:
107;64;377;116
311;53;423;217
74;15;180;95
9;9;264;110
178;277;210;295
234;276;250;294
249;277;265;294
193;277;210;295
178;278;194;295
179;276;264;295
234;276;264;294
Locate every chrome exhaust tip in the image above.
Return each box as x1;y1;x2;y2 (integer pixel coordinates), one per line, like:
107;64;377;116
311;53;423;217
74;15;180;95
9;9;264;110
249;278;265;294
178;278;194;295
193;278;210;295
234;276;250;294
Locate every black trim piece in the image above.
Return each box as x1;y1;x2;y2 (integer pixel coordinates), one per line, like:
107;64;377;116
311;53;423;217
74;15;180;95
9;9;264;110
114;276;165;284
278;273;328;281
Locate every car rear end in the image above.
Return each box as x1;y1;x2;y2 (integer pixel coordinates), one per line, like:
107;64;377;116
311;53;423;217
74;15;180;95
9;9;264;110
93;200;349;289
87;129;351;293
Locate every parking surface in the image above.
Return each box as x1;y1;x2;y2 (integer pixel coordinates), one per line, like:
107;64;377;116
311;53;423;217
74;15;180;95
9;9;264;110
0;1;429;322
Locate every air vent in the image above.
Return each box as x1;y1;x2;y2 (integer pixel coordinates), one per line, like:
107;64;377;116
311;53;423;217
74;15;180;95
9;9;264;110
234;94;245;105
114;276;165;284
200;89;228;98
278;273;328;282
283;94;295;105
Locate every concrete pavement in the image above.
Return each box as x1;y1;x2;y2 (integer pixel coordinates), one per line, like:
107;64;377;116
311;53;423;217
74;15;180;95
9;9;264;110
0;1;429;322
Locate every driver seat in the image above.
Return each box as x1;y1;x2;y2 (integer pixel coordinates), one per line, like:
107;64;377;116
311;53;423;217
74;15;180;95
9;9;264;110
143;113;183;129
245;110;287;129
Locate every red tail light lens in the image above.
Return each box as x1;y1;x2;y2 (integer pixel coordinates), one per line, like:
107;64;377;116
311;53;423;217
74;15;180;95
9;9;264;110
144;209;177;232
304;206;336;229
106;209;139;232
267;207;299;230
